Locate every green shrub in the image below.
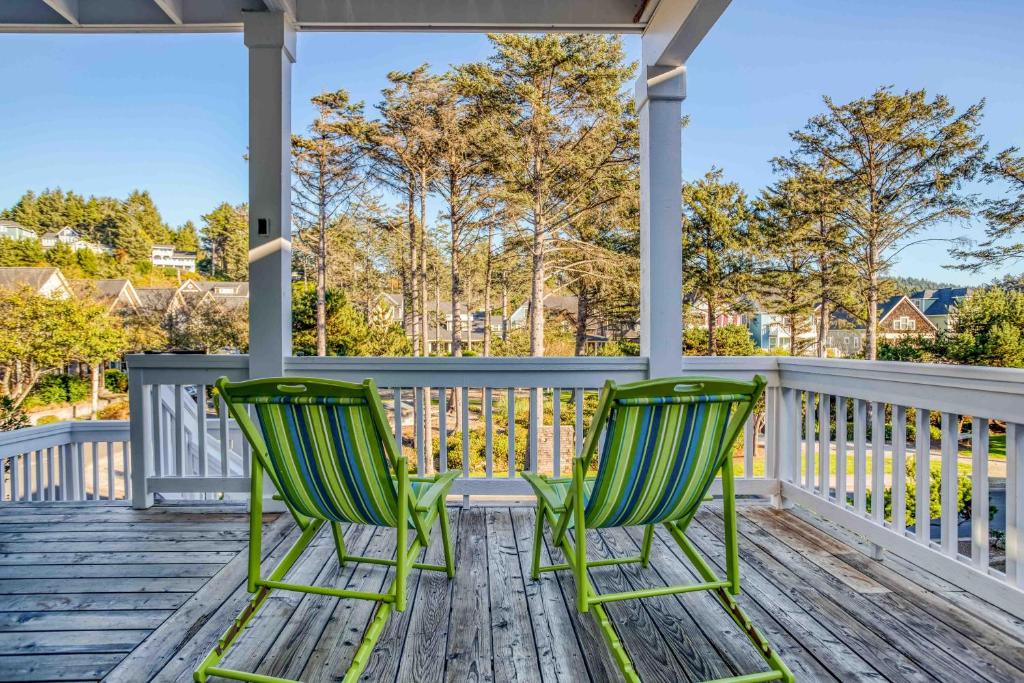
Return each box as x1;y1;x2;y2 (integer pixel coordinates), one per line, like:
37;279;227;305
23;374;89;409
0;397;29;432
98;400;129;420
34;415;61;426
104;368;129;394
867;459;993;531
431;428;528;474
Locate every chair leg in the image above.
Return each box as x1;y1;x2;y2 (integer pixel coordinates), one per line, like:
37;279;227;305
573;459;588;614
640;524;654;568
331;522;347;568
531;500;545;580
438;497;455;578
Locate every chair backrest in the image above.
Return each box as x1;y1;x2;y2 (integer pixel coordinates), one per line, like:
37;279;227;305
216;376;401;527
581;376;764;529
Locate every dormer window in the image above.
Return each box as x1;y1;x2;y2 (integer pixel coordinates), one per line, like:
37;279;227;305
893;315;916;331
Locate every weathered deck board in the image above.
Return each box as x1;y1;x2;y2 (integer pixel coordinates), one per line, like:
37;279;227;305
0;500;1022;682
0;501;275;682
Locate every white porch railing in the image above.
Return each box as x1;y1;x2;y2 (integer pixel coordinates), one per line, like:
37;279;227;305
767;356;1024;618
125;355;776;503
4;353;1020;619
0;420;131;502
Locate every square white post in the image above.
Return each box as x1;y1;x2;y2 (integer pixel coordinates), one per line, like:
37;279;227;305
244;11;294;379
635;65;685;378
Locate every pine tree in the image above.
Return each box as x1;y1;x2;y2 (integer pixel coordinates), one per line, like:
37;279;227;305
292;89;369;356
779;86;986;359
201;203;248;279
174;221;201;253
951;147;1024;271
457;34;635;356
682;169;759;356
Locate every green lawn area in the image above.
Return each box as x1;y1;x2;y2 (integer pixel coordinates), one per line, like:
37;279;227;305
960;433;1006;460
731;452;972;480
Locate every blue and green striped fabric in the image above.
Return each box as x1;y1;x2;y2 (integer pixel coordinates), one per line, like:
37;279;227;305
247;395;399;527
582;394;742;528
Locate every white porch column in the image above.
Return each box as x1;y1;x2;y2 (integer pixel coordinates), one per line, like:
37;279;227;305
636;65;685;378
244;11;294;378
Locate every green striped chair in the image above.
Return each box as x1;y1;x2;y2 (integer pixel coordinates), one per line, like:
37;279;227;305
194;377;458;683
523;376;793;683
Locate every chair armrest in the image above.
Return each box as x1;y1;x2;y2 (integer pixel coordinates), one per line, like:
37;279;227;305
521;473;570;512
414;471;460;511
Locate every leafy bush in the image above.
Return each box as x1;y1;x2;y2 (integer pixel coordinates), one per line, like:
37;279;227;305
104;368;129;394
23;374;89;409
34;415;61;426
98;400;129;420
0;396;29;432
867;459;992;531
431;428;528;475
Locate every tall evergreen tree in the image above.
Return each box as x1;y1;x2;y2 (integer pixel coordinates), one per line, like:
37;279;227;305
951;147;1024;272
292;89;369;357
457;34;635;356
682;168;758;356
778;86;986;359
201;203;248;279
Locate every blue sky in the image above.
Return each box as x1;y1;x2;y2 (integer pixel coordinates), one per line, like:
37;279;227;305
1;0;1021;284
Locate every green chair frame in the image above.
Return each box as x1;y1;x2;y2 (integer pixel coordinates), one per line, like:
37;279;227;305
194;376;458;683
523;376;794;683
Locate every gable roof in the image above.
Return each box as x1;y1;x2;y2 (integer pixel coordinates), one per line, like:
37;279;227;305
0;219;33;233
71;278;140;313
907;287;973;317
0;266;70;295
136;287;181;314
878;295;938;331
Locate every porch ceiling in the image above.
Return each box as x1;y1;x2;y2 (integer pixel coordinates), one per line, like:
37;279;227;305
0;0;654;33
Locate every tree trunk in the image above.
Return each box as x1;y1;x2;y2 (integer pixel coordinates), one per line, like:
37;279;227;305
90;362;100;420
575;285;588;356
315;200;327;357
501;278;509;343
434;276;441;356
817;295;829;358
483;225;493;357
408;184;420;356
530;225;545;357
867;243;879;360
451;243;463;359
419;169;430;358
707;299;718;356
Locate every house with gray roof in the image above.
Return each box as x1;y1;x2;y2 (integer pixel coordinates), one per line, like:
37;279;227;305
0;266;73;298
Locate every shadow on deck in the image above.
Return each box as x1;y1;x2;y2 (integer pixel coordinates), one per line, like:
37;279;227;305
0;500;1021;682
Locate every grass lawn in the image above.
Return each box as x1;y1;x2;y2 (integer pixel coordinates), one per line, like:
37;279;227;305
960;433;1006;460
732;451;972;480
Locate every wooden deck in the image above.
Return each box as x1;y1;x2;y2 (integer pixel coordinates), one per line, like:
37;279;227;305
1;501;1022;682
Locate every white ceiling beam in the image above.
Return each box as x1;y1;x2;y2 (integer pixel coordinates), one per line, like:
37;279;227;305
262;0;296;23
41;0;78;25
2;0;646;33
642;0;730;67
153;0;184;24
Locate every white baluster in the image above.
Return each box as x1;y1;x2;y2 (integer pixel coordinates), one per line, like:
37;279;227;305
439;388;448;473
853;399;867;515
1006;423;1023;588
484;387;493;478
915;408;931;544
892;406;907;535
836;396;848;507
818;394;830;497
940;412;959;556
971;417;989;570
871;401;885;525
553;389;562;478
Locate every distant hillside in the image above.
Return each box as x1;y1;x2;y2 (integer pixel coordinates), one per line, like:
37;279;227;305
888;276;965;295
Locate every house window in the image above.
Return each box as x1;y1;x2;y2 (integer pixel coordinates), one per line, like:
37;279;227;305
893;315;916;331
